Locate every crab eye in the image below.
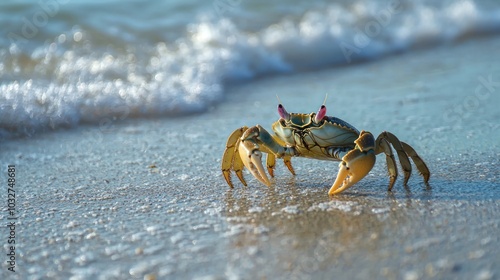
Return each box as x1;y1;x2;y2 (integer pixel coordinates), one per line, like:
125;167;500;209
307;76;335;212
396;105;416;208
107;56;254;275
278;104;290;120
315;105;327;123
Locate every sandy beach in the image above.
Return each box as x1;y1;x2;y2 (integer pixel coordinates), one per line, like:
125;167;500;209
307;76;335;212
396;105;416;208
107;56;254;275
1;36;499;279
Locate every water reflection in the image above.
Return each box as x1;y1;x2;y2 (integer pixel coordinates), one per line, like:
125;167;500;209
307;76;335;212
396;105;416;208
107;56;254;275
222;180;418;278
220;171;499;278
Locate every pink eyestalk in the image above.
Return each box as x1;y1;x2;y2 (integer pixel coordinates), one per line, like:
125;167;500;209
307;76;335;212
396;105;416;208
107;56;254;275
314;105;327;123
277;104;290;120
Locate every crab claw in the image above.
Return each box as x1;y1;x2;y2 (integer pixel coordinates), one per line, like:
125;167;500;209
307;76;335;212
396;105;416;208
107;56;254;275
238;139;272;186
328;149;376;196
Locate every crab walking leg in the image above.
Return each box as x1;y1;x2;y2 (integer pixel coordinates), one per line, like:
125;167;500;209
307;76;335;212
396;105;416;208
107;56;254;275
266;135;296;177
376;137;398;191
283;156;296;176
239;125;298;187
377;132;413;185
221;126;248;187
266;153;276;177
266;152;296;178
329;131;376;195
400;142;431;184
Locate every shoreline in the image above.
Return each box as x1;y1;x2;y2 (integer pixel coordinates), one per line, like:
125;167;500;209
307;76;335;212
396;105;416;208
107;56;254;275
2;35;500;142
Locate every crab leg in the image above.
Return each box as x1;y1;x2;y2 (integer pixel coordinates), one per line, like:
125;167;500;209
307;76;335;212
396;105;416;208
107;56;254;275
400;142;430;185
376;137;398;191
266;143;295;177
283;156;296;176
221;126;248;187
377;132;412;185
266;153;277;177
329;131;376;195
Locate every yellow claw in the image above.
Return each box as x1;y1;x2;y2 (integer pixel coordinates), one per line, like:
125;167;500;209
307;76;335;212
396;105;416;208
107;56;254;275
238;139;272;187
328;149;376;195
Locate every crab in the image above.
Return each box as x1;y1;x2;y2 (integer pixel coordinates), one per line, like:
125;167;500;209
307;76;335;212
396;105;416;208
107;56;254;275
221;100;430;195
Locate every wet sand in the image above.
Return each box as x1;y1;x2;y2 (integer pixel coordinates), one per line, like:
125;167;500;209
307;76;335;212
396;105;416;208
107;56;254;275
1;37;499;279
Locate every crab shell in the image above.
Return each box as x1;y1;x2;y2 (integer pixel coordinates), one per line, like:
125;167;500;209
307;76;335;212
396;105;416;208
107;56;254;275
272;112;360;161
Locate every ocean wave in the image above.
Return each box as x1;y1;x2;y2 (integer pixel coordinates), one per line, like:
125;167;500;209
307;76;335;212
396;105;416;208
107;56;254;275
1;0;500;137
